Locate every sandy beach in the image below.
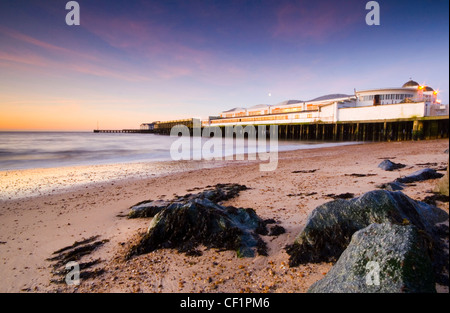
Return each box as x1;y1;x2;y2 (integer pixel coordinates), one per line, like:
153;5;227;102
0;139;448;293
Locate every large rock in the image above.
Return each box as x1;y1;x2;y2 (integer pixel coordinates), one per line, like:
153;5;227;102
378;159;406;171
396;168;444;184
308;223;436;293
128;183;248;218
434;165;449;197
127;198;273;258
286;190;447;266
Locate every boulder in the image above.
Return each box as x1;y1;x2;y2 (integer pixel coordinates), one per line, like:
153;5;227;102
378;159;406;171
128;183;248;218
127;198;272;258
286;190;447;266
308;223;436;293
434;165;449;197
396;168;444;184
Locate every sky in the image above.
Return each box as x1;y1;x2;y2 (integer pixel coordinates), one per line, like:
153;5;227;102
0;0;448;131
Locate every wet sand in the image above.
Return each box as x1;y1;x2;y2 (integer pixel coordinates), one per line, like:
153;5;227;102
0;139;448;293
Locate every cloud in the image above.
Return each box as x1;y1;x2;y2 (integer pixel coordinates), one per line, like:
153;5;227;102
272;1;361;42
0;26;151;82
0;51;49;68
0;26;99;62
80;11;218;79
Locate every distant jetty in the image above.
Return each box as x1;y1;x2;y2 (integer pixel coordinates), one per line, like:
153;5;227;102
93;129;154;133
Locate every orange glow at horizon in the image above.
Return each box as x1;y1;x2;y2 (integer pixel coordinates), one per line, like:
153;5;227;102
0;102;191;131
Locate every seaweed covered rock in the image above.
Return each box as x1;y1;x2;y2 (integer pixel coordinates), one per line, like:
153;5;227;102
127;198;272;258
396;168;444;184
308;223;436;293
128;183;248;218
378;159;406;171
286;190;447;266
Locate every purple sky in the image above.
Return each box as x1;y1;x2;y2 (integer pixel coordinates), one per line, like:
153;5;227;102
0;0;448;130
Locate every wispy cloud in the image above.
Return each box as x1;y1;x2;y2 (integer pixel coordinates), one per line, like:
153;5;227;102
0;26;150;82
272;1;361;42
0;26;99;62
80;11;222;80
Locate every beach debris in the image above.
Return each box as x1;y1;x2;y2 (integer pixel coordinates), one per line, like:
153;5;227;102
287;192;317;197
378;159;406;171
422;193;449;206
127;197;282;259
395;168;444;184
47;235;108;284
308;223;436;293
345;173;377;177
325;192;355;200
416;162;438;167
128;183;248;218
285;190;448;266
291;169;318;174
268;225;286;236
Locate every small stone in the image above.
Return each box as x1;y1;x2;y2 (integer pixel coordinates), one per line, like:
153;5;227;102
378;159;406;171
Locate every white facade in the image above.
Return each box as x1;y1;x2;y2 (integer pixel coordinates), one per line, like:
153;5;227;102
355;80;439;107
210;80;447;126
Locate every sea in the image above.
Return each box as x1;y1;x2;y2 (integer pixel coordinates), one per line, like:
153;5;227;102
0;131;361;171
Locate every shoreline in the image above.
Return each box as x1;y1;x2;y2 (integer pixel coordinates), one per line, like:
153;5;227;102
0;141;363;201
0;139;448;293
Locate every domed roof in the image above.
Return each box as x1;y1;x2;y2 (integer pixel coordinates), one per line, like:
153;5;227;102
424;86;434;92
402;80;420;88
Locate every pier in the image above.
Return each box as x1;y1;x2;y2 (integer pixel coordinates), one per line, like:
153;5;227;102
206;116;448;142
269;116;449;141
93;129;154;133
94;79;449;142
94;116;449;142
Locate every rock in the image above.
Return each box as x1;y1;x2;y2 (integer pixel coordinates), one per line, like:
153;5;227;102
128;200;171;218
375;181;405;191
308;223;436;293
128;183;248;218
396;168;444;184
286;190;448;266
434;165;449;197
127;198;271;258
378;159;406;171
